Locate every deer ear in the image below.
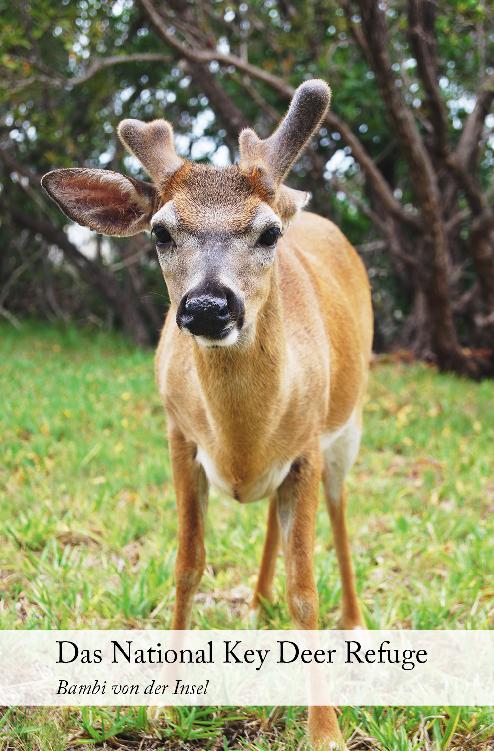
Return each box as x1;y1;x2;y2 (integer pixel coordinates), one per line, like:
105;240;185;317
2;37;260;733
275;185;311;221
41;168;158;236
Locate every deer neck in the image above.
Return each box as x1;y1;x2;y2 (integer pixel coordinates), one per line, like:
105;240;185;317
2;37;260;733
192;265;285;450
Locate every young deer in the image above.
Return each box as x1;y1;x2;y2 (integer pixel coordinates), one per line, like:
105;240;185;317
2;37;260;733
42;80;372;750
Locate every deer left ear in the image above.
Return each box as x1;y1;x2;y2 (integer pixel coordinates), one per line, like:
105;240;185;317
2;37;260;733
41;168;158;236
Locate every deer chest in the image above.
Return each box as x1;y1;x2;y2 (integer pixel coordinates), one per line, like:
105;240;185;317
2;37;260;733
195;446;292;504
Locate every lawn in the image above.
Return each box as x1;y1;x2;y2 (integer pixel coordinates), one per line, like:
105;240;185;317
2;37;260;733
0;323;493;750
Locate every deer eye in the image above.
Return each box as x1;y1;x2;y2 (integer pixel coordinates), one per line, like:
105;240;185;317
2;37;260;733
257;226;281;247
152;224;174;248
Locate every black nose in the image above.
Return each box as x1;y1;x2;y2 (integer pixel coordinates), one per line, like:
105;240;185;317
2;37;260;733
176;281;244;340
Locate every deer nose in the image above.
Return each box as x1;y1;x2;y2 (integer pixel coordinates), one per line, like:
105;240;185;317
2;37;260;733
176;282;244;340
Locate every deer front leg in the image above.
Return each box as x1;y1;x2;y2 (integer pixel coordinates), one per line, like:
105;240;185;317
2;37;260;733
277;448;345;751
168;425;208;630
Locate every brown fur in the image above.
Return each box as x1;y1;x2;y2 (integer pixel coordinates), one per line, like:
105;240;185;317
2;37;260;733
155;207;371;751
41;80;373;751
156;210;371;503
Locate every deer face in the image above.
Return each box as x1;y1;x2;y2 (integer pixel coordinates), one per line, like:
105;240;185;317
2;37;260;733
150;164;286;347
41;80;331;348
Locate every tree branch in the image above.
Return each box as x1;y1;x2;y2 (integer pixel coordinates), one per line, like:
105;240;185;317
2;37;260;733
0;145;42;183
469;209;494;311
67;53;173;87
137;0;419;228
456;71;494;171
407;0;449;156
8;53;172;92
356;0;469;370
340;0;373;62
356;0;440;203
184;61;250;145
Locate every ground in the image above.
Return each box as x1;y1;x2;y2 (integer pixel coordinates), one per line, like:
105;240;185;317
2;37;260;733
0;323;493;750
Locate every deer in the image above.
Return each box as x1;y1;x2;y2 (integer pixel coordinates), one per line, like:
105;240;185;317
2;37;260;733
41;79;373;750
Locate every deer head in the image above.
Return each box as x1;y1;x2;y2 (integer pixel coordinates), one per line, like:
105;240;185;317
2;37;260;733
41;80;331;348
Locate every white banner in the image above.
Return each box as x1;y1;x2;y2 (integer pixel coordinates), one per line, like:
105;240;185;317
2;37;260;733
1;630;493;706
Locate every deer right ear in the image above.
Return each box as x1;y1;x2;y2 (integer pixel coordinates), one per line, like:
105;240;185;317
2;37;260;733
275;185;311;221
41;168;158;236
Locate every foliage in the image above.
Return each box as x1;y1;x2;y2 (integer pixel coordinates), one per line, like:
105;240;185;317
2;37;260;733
1;324;493;747
0;1;493;368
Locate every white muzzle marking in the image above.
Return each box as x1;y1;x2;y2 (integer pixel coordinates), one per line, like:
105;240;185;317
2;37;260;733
195;327;240;348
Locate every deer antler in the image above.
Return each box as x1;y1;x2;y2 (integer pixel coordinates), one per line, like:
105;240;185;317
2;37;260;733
118;119;183;188
238;80;331;186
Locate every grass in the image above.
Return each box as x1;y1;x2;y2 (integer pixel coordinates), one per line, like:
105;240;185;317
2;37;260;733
0;321;493;750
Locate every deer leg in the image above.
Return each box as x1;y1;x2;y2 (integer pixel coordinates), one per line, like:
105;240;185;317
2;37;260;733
277;448;345;751
168;425;208;630
324;486;363;630
322;414;364;630
251;496;280;613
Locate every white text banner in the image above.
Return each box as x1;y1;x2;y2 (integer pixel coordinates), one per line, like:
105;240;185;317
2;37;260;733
0;630;493;706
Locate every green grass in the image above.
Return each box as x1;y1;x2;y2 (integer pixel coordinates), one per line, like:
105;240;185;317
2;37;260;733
0;322;493;749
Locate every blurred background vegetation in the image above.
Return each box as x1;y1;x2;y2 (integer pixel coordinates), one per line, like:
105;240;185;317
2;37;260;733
0;0;493;376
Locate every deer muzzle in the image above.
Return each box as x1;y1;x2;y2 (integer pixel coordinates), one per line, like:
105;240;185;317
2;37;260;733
176;280;244;342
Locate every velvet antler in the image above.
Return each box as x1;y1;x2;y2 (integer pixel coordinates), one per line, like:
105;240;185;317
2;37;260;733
238;80;331;186
117;118;183;188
